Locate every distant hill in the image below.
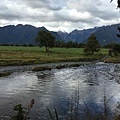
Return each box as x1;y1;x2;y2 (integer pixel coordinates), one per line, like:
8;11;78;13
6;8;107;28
58;24;120;45
93;24;120;45
0;24;62;45
58;27;98;43
0;23;119;46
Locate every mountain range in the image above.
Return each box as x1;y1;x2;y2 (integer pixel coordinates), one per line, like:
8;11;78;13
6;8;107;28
0;23;119;46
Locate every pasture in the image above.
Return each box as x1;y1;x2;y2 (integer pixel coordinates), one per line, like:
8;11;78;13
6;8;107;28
0;46;114;66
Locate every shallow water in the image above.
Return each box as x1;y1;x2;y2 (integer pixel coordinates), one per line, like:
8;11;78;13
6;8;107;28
0;63;120;119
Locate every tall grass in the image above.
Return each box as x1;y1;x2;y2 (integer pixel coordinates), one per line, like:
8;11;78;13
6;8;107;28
47;87;120;120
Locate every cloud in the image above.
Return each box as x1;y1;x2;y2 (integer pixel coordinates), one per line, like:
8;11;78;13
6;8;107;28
21;0;62;11
67;0;119;20
0;0;119;32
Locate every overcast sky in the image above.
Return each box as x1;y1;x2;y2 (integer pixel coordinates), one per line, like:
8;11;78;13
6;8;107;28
0;0;119;32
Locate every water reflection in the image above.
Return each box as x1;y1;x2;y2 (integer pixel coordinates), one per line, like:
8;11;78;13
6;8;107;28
0;63;120;119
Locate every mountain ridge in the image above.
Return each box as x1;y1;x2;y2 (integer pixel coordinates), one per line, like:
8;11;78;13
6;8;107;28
0;23;119;45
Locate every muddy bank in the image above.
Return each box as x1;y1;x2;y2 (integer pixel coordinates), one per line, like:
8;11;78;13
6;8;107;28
0;64;33;73
0;62;90;74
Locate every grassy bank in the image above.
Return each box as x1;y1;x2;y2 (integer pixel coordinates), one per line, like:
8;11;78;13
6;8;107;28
0;46;119;66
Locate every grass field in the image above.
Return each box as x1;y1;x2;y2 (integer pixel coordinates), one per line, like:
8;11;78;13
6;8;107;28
0;46;119;66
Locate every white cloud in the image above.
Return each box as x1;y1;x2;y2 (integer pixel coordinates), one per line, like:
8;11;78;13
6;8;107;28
0;0;119;32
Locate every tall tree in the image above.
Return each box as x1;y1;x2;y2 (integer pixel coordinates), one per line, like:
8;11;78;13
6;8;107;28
108;43;120;56
83;34;100;55
35;30;56;53
118;0;120;8
110;0;120;8
111;0;120;38
66;41;74;48
117;27;120;38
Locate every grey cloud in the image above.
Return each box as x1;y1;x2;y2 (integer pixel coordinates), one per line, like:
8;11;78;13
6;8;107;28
0;13;22;20
21;0;62;11
53;9;98;24
0;3;22;20
93;11;119;20
0;0;119;32
87;3;119;21
67;0;119;21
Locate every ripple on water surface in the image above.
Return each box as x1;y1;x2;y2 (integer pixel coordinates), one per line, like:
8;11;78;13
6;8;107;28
0;63;120;119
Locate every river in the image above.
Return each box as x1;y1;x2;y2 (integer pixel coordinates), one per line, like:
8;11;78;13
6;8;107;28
0;62;120;120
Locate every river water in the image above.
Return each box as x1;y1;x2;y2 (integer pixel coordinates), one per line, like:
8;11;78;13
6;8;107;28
0;63;120;120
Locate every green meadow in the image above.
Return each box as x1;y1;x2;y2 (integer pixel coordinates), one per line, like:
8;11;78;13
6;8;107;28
0;46;119;66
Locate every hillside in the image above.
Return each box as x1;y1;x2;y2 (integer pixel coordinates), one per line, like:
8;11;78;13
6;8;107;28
59;24;120;45
82;24;120;45
94;24;120;45
58;27;98;43
0;24;62;45
0;23;119;45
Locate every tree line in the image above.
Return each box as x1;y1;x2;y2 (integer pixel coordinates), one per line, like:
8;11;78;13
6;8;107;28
35;29;120;56
0;43;34;47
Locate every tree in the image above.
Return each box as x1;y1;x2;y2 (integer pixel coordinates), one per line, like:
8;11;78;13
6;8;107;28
110;0;120;8
28;44;34;47
54;40;61;47
83;34;100;55
108;43;120;56
111;0;120;39
78;43;85;48
66;41;74;48
35;30;56;53
118;0;120;8
22;44;27;47
117;27;120;38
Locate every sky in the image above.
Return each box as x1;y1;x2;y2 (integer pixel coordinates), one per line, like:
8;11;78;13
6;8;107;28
0;0;120;32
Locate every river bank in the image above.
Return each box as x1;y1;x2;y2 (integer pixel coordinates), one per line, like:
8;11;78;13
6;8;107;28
0;57;98;66
0;62;91;77
0;57;120;77
0;54;119;67
0;46;119;77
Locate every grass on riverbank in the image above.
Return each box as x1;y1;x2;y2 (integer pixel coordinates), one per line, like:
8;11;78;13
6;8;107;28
0;46;119;66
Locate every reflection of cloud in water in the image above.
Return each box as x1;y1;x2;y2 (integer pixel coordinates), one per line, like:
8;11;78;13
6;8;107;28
0;72;38;95
0;63;120;119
